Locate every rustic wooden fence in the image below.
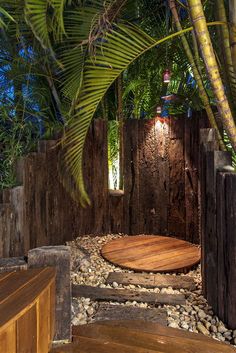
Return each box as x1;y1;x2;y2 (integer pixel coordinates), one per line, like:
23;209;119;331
113;114;207;243
200;128;236;329
0;114;207;258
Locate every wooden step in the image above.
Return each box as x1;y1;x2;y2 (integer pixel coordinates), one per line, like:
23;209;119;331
50;320;236;353
72;285;186;305
50;336;161;353
96;320;223;345
73;321;236;353
106;272;196;290
93;303;167;325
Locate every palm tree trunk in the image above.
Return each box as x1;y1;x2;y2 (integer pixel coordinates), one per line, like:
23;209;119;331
188;0;236;152
229;0;236;74
168;0;225;150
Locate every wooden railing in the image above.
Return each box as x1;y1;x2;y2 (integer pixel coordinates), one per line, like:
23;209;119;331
0;267;56;353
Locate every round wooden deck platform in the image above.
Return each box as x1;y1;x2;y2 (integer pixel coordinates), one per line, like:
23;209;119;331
101;235;200;272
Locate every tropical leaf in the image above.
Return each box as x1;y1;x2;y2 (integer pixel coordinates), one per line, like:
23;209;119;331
61;1;128;102
0;6;15;28
24;0;67;49
24;0;51;49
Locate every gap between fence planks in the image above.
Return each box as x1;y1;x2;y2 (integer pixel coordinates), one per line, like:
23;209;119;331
93;304;167;326
72;284;186;305
106;272;196;290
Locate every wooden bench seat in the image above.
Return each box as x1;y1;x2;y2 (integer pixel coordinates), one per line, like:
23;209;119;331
0;267;56;353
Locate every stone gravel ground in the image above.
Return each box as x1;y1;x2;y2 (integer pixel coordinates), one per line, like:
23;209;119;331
68;234;236;347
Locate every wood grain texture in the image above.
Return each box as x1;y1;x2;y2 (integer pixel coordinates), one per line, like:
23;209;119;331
0;267;56;353
0;257;27;273
101;235;200;272
28;246;71;341
199;128;219;296
72;284;186;305
38;288;50;353
204;151;232;312
17;304;37;353
93;304;167;325
49;321;236;353
0;322;16;353
106;272;196;290
216;172;236;329
0;268;55;328
72;322;236;353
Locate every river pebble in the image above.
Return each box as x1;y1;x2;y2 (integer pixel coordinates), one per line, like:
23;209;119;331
68;234;235;347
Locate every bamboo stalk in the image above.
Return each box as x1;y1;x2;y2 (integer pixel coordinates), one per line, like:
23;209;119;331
188;0;236;152
216;0;236;105
229;0;236;74
168;0;225;150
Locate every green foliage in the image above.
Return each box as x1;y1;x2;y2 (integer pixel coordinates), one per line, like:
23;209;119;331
0;0;234;203
0;113;39;189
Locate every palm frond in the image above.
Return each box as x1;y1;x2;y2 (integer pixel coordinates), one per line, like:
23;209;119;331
24;0;51;49
0;6;15;27
24;0;67;49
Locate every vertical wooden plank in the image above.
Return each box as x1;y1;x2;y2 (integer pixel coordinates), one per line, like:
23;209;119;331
225;173;236;328
17;305;37;353
38;288;50;353
0;322;16;353
123;120;140;234
3;187;24;257
35;153;48;248
91;119;109;234
168;117;185;238
45;141;61;246
155;118;170;234
216;172;227;322
138;119;159;234
205;151;232;312
199;128;219;295
50;280;56;343
184;116;200;244
23;153;38;251
109;193;124;234
0;204;15;258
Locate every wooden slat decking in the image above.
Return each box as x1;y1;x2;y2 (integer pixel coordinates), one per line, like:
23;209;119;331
101;235;200;272
50;320;236;353
0;268;56;353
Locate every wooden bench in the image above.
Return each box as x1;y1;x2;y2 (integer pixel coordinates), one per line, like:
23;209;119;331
0;267;56;353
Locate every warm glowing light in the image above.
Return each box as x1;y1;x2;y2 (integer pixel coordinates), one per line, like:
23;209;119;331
163;69;171;83
156;106;162;114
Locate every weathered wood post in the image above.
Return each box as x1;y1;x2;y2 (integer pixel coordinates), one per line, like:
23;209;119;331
217;171;236;328
204;150;231;312
199;128;219;295
0;257;27;273
28;246;71;342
